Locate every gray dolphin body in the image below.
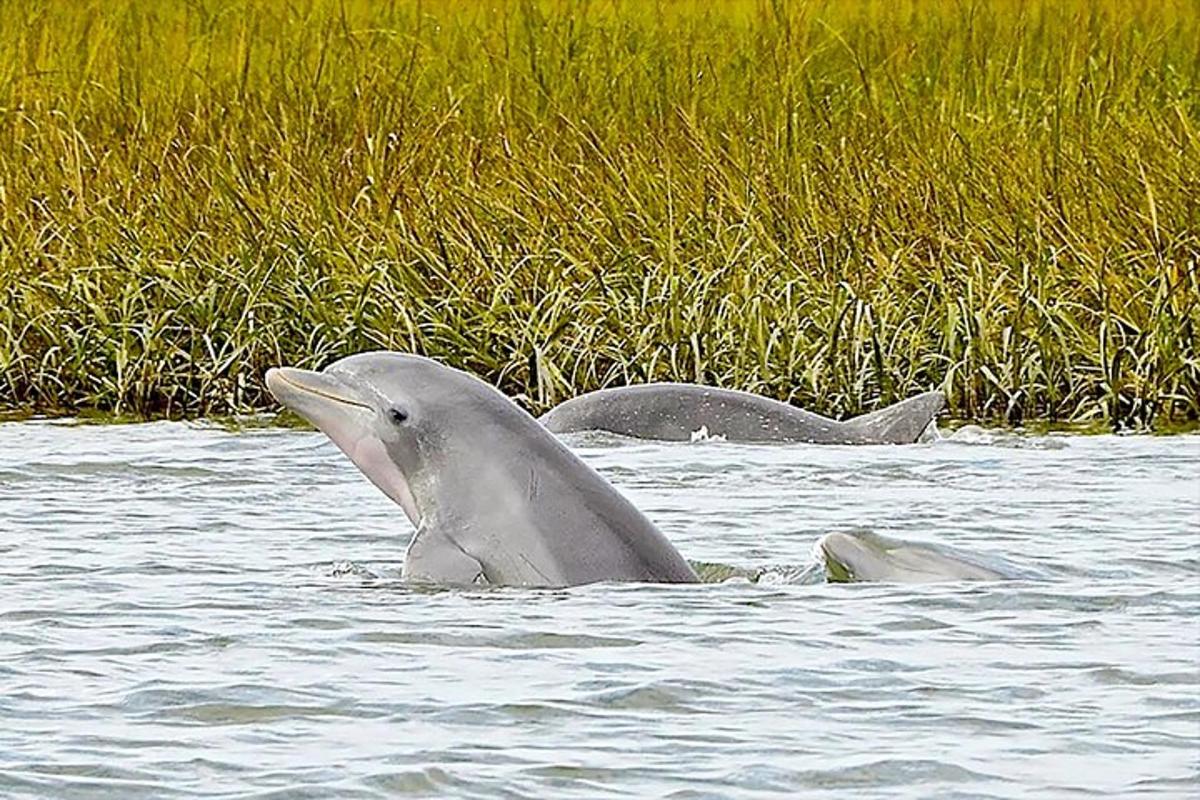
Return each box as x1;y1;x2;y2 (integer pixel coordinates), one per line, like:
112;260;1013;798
266;353;698;587
540;384;944;444
817;531;1021;583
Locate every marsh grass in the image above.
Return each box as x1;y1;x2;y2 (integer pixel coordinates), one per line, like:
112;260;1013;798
0;0;1196;426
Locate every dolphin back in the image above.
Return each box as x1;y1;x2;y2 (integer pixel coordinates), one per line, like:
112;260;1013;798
542;383;944;445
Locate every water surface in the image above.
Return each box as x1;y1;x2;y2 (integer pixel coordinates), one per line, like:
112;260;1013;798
1;421;1197;798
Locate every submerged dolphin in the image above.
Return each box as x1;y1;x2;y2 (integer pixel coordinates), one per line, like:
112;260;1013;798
817;531;1020;583
266;353;699;587
539;384;944;444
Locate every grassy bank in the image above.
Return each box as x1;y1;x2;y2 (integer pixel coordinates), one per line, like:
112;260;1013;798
1;0;1196;426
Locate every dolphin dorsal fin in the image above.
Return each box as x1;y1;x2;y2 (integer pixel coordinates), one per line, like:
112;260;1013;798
841;391;945;444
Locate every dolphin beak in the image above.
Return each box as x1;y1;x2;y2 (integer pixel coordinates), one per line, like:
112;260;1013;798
816;533;856;583
265;365;423;528
266;367;372;413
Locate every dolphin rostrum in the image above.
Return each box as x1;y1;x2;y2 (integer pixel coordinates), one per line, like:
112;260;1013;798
817;531;1021;583
266;352;699;587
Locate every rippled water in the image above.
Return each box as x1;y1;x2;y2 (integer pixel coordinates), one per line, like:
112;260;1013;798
1;419;1197;798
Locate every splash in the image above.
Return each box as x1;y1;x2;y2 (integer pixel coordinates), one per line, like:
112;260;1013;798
689;425;727;443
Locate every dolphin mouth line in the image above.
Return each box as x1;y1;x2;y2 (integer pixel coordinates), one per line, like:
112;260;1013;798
274;370;373;411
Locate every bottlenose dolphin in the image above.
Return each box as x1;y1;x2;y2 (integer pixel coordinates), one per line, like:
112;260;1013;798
539;384;944;444
266;353;699;587
817;531;1020;583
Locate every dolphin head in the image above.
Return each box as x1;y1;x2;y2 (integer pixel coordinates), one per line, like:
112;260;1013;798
817;531;885;582
817;530;1009;583
266;352;512;529
267;351;698;587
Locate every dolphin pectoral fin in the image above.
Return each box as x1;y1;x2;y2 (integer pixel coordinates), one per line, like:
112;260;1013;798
841;391;946;444
402;526;487;586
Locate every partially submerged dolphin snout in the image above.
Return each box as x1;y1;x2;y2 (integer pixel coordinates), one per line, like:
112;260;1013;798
817;531;1018;583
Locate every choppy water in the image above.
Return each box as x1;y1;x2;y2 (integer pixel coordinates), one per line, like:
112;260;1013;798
0;419;1197;799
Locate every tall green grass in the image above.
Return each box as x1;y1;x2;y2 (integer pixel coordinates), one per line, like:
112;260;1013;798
0;0;1196;426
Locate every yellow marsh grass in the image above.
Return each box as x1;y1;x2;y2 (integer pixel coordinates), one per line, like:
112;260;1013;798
0;0;1196;425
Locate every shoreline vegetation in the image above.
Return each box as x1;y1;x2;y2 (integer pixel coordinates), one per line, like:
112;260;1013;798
1;1;1197;427
4;410;1197;438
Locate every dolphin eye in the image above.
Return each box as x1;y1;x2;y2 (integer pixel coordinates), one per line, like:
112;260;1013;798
389;408;408;425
